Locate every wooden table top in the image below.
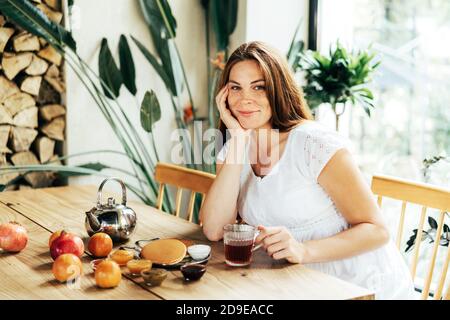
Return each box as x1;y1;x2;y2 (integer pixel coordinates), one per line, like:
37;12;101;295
0;185;374;300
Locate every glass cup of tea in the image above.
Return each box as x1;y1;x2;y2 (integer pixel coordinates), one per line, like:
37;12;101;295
223;224;262;267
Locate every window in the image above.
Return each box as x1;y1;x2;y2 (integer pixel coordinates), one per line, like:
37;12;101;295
317;0;450;184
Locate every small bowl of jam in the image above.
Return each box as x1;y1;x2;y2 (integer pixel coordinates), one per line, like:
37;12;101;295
141;268;168;286
180;263;206;281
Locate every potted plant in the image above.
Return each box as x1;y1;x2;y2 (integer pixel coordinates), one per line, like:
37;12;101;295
299;41;380;131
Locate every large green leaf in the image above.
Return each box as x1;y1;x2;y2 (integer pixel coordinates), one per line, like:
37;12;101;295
139;0;177;39
98;38;123;99
211;0;238;51
57;162;110;177
0;0;76;51
137;0;180;97
119;35;137;96
149;27;178;96
140;90;161;133
131;35;177;95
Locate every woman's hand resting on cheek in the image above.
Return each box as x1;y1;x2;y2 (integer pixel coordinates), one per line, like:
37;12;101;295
255;225;307;264
216;86;250;139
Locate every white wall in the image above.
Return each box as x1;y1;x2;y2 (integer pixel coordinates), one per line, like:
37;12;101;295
246;0;309;53
65;0;308;201
66;0;209;199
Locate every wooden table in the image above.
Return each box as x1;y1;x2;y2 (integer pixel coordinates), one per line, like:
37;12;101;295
0;185;374;300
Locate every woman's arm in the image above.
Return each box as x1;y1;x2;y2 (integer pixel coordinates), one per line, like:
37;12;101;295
200;85;249;241
304;148;389;262
200;136;247;241
256;149;390;263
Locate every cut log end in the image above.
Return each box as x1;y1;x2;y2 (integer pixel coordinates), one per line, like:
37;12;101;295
1;52;33;80
13;32;40;52
2;92;35;117
11;126;38;152
34;136;55;163
41;116;65;141
25;54;49;76
11;151;54;188
0;27;15;53
0;76;20;102
39;104;66;122
38;45;62;66
13;106;38;128
21;76;42;96
37;3;63;24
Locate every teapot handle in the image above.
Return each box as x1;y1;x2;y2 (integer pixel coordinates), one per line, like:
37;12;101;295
97;177;127;208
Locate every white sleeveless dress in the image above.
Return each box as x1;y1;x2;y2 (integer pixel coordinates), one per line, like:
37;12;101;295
217;121;416;300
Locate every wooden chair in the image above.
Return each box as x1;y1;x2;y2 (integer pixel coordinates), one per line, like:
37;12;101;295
154;162;216;223
371;174;450;300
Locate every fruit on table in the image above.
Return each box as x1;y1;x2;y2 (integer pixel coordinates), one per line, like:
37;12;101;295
90;259;105;271
50;231;84;260
88;233;113;258
126;259;152;274
95;260;122;288
110;249;134;266
52;253;83;282
0;221;28;252
48;230;64;248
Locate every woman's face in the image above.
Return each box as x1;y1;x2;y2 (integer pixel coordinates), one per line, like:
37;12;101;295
227;60;272;130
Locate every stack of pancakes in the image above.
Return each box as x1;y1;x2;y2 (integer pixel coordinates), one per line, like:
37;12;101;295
140;239;188;265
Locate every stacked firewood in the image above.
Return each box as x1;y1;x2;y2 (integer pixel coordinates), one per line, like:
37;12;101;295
0;0;65;190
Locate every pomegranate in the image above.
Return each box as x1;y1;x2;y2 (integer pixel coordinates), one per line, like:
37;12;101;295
50;231;84;260
48;230;64;248
0;221;28;252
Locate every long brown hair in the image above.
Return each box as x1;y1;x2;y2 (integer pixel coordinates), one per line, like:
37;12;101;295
217;41;313;139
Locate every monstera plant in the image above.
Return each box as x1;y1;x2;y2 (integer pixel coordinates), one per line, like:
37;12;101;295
300;41;380;131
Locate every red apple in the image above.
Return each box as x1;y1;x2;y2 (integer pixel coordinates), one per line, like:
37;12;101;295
50;231;84;260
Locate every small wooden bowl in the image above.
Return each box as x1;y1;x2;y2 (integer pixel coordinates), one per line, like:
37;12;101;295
141;268;168;286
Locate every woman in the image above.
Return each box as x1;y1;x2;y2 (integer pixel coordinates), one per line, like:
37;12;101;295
200;41;415;299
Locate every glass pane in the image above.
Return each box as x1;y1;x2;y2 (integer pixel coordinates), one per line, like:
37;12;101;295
319;0;450;184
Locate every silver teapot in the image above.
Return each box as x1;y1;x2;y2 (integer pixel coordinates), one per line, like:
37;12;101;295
85;178;137;243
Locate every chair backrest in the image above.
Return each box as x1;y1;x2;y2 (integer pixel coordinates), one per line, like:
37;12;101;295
371;174;450;300
154;162;216;223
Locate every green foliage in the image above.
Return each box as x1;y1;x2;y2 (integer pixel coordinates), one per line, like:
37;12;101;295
131;35;177;96
140;90;162;133
300;41;380;116
0;0;76;50
139;0;179;97
98;38;123;99
119;35;137;95
209;0;238;51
